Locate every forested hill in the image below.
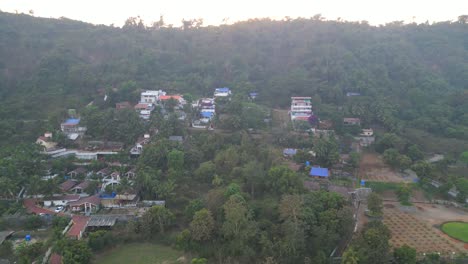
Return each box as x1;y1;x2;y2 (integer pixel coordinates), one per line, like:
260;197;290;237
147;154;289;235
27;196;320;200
0;11;467;144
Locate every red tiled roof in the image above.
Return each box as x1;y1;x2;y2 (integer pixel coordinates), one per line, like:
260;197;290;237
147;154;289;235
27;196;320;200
60;180;78;192
67;215;89;239
71;181;90;190
116;101;132;109
160;95;181;100
49;253;62;264
134;103;151;109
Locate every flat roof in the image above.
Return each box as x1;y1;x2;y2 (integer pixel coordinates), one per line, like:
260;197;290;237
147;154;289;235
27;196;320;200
87;215;117;227
62;118;80;125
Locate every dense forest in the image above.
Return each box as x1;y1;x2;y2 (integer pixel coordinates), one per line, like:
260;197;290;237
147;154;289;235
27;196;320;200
0;12;467;147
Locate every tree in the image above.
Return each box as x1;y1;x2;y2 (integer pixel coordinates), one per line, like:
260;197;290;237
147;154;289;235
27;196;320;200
411;161;434;179
383;148;400;168
190;209;215;241
168;149;185;172
266;166;303;195
141;206;175;235
354;221;391;264
397;185;412;205
366;192;383;216
460;151;468;167
393;244;416;264
194;161;216;182
407;145;424;161
397;155;412;171
341;247;359;264
314;137;340;167
61;240;92;264
278;195;306;259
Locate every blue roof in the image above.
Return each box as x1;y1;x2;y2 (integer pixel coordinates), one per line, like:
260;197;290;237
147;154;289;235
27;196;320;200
215;87;230;92
309;167;329;177
63;118;80;125
200;111;214;118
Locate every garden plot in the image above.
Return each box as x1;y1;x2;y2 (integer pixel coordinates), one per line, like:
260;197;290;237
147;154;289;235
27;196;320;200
383;206;465;254
359;152;407;183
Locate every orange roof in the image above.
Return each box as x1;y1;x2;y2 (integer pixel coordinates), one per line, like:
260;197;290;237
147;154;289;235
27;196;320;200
160;95;182;100
49;253;62;264
67;215;89;238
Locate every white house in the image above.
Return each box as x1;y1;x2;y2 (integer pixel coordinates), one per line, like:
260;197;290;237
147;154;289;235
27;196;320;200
290;97;312;121
360;129;374;137
140;90;165;104
214;88;231;97
44;195;80;207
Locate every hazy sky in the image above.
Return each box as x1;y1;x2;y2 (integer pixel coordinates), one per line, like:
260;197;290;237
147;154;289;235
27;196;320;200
0;0;466;26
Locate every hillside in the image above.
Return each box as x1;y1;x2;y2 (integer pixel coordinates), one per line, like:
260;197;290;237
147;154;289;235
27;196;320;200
0;12;467;146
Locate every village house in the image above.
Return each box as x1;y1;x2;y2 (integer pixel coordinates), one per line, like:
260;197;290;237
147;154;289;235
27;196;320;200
60;179;78;193
36;132;57;151
214;87;231;97
68;167;87;178
70;181;92;195
60;118;87;140
96;168;111;178
140;90;165;104
130;134;151;155
283;148;297;157
360;128;374;137
115;101;132;110
100;194;139;208
343;118;361;126
309;167;330;178
69;195;101;214
43;194;80;207
67;215;89;240
124;168;137;179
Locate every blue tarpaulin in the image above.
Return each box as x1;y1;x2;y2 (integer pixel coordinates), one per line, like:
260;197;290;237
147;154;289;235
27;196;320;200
201;111;214;118
63;118;80;125
215;87;230;92
309;167;329;177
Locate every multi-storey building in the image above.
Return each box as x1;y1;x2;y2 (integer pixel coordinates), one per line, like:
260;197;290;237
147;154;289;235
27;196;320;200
290;97;312;120
140;90;165;104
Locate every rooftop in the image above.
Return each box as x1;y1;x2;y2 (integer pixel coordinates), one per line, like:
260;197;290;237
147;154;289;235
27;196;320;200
69;195;101;206
310;167;329;177
67;215;89;238
215;87;230;92
60;180;78;192
62;118;80;126
160;95;182;100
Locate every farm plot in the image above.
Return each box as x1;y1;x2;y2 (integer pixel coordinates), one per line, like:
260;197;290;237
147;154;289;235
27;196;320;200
359;152;407;183
383;207;464;254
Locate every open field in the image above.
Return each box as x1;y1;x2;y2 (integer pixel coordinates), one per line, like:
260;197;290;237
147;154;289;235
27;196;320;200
383;205;465;253
359;152;407;183
93;243;185;264
442;222;468;243
272;109;290;130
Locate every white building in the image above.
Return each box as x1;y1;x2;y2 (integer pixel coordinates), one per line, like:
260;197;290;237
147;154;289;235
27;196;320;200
214;88;231;97
290;97;312;121
140;90;165;104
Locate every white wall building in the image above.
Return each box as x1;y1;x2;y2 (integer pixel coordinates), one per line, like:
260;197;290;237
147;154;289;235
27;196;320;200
290;97;312;120
140;90;165;104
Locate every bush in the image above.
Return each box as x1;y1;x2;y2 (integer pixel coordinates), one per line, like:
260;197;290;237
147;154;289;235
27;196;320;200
24;215;43;230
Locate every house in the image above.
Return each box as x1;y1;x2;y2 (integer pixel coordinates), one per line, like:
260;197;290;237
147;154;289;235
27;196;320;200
430;180;442;188
140;90;165;104
60;180;78;192
249;92;258;100
60;119;87;139
169;136;183;142
116;102;132;110
125;168;136;179
70;181;91;194
360;129;373;137
96;168;111;178
67;215;89;240
290;97;312;121
309;167;330;178
43;195;80;207
36;133;57;151
343;118;361;126
283;148;297;157
101;194;139;208
130;134;151;155
160;95;186;105
69;195;101;213
214;87;231;97
134;103;154;111
68;167;87;178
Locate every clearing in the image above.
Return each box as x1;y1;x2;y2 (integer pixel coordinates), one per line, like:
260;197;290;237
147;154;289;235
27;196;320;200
93;243;185;264
272;109;290;130
442;222;468;243
359;152;406;183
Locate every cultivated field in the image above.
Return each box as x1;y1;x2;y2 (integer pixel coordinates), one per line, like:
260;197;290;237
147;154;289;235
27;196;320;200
359;152;407;183
383;205;466;254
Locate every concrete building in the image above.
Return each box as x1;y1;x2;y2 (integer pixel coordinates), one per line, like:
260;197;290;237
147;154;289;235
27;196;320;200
290;97;312;121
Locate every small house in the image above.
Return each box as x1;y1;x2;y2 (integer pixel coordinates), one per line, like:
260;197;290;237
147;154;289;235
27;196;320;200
71;181;91;194
343;118;361;126
360;129;373;137
116;102;132;110
214;87;231;97
309;167;330;178
69;195;101;213
249;92;258;100
68;167;87;178
43;195;80;207
60;180;78;192
125;168;136;179
96;168;111;178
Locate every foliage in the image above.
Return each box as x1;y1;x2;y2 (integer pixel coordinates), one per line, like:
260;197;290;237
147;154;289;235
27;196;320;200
366;192;383;217
393;244;417;264
16;241;45;264
352;221;391;264
190;209;215;241
397;185;412;205
24;215;43;230
141;205;175;235
88;230;114;252
313;137;340;168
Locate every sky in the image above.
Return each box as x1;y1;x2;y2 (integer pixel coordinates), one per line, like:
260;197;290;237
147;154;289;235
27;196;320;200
0;0;466;27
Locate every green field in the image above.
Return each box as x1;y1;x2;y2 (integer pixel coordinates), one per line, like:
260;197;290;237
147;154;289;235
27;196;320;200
441;222;468;243
93;243;184;264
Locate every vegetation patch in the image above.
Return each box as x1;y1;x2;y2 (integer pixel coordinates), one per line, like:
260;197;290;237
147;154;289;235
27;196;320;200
93;243;183;264
441;222;468;243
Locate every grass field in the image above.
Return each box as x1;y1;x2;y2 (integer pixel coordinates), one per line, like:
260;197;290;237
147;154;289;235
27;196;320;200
441;222;468;243
93;243;184;264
